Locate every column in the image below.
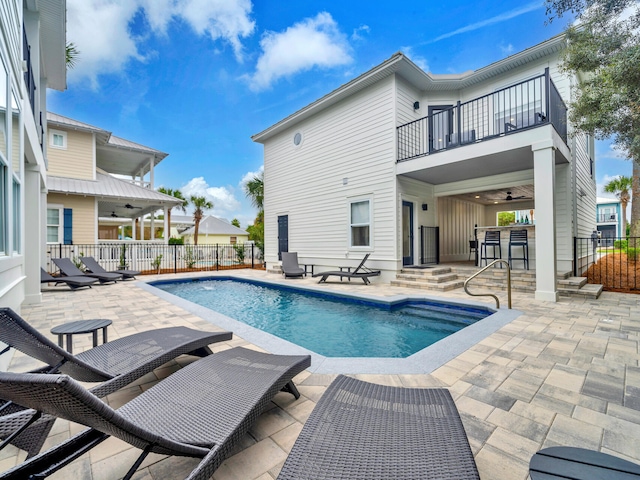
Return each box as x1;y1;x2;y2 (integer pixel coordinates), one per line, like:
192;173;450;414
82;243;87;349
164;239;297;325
149;157;155;189
131;218;136;240
532;140;558;302
24;166;43;304
164;206;169;244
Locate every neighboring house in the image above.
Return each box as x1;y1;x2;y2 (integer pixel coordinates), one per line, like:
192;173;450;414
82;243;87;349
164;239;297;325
45;112;184;245
596;197;623;242
0;0;66;312
168;214;195;238
181;215;249;245
252;35;596;302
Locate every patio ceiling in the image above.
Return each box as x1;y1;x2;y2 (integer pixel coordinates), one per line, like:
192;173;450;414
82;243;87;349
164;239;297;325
448;185;535;205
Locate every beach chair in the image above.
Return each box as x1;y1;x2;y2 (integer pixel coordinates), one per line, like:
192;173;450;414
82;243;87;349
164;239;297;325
281;252;305;278
312;253;381;285
80;256;140;280
52;257;122;284
0;307;232;457
0;347;310;480
277;375;480;479
40;268;98;290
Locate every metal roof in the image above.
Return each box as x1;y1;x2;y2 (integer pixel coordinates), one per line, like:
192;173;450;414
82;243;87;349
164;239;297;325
252;35;566;143
47;172;184;219
181;216;248;236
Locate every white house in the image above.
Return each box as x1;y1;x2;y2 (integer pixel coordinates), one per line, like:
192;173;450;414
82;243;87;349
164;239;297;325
181;215;249;245
252;35;596;302
0;0;66;311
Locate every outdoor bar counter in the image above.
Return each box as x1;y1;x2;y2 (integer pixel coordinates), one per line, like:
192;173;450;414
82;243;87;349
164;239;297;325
475;224;536;270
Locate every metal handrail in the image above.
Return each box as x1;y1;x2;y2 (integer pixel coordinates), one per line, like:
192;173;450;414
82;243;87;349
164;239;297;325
463;260;512;309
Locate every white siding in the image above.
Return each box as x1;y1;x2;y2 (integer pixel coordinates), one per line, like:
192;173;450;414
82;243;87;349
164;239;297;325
263;75;397;274
437;197;484;262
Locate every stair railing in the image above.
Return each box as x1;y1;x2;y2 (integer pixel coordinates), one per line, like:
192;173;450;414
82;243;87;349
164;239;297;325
464;259;512;309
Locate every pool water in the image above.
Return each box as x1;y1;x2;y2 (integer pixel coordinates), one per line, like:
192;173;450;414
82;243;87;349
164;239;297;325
153;278;490;358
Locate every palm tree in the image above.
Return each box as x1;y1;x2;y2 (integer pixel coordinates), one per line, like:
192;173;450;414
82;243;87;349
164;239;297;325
604;175;632;237
244;173;264;211
157;187;188;239
190;196;214;245
66;42;79;69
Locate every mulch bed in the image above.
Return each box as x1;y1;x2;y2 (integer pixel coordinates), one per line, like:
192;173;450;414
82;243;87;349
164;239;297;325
585;252;640;293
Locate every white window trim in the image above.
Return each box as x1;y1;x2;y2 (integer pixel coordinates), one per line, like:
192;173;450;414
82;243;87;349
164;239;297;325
49;129;67;149
347;196;373;250
46;204;64;244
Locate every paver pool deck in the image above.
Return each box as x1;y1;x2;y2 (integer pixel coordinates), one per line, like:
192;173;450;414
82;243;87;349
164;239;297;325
2;269;639;479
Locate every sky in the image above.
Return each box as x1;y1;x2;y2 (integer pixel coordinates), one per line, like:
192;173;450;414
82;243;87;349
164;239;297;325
48;0;632;228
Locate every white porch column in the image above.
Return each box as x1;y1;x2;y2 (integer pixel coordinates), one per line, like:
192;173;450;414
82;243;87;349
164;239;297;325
131;218;136;240
164;206;169;244
139;215;145;240
23;166;43;304
149;157;155;189
533;140;558;302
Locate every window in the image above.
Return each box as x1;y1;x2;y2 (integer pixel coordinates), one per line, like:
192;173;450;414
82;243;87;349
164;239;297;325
230;236;237;245
47;207;62;243
49;129;67;149
350;199;371;247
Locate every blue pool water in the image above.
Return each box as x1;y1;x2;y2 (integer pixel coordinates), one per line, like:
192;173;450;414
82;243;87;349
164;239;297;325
152;277;490;358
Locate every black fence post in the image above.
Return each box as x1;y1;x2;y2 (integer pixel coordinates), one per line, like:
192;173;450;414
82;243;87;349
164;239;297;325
573;236;577;277
216;244;219;271
173;244;177;274
251;244;255;269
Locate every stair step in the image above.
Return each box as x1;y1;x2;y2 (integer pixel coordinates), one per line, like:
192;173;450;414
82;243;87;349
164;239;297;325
390;279;464;292
400;267;452;276
559;283;603;299
395;273;459;283
557;276;588;289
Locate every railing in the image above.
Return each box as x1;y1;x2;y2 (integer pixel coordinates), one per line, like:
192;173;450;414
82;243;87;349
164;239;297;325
397;68;568;162
129;180;151;189
464;259;512;309
574;236;640;292
597;214;617;223
419;226;439;264
46;242;263;275
23;27;36;115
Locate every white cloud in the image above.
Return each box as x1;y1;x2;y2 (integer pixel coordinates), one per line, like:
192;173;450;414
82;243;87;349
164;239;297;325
66;0;255;87
240;165;263;187
499;43;515;55
351;25;370;41
247;12;352;91
402;46;429;72
180;177;242;217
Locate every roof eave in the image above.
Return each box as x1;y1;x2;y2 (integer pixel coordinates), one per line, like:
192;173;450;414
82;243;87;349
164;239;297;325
38;0;67;91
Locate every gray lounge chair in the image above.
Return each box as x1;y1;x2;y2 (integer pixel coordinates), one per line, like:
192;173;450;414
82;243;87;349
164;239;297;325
281;252;306;278
40;268;98;290
278;375;480;479
0;347;311;480
0;307;232;458
80;256;140;280
312;253;381;285
52;257;122;284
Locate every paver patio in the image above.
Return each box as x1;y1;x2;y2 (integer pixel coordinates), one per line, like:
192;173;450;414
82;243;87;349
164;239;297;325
1;269;639;479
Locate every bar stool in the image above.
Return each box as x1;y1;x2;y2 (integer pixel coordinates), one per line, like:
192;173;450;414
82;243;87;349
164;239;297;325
480;230;502;266
509;229;529;270
468;240;478;261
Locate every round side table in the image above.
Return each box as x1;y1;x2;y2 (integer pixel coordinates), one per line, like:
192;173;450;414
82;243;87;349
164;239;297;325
51;319;113;354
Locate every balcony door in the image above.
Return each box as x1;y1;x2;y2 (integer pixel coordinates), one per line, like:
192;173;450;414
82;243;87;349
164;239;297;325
428;105;454;153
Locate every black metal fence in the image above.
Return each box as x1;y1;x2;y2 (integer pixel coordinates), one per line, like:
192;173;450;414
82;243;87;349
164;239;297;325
46;242;263;275
574;236;640;291
397;68;568;162
420;226;439;265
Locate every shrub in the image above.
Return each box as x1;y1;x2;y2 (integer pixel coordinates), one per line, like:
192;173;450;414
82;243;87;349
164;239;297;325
151;254;163;273
627;247;639;262
168;237;184;245
614;239;628;250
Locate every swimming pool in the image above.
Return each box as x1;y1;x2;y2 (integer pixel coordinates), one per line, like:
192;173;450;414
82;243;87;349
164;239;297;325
152;277;490;358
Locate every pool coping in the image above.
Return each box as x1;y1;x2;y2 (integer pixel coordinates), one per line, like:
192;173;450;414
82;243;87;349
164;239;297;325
137;273;522;374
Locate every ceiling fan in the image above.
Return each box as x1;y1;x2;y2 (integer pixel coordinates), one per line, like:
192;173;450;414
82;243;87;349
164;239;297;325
110;211;118;217
123;203;142;209
504;191;531;201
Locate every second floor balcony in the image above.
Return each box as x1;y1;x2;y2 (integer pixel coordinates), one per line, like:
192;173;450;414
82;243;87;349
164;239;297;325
597;213;618;223
397;68;568;162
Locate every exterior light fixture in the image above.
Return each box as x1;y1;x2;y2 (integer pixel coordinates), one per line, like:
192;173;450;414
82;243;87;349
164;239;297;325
413;101;420;110
475;195;480;199
421;203;428;211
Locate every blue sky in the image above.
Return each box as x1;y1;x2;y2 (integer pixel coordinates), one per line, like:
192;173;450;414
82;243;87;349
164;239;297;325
48;0;630;227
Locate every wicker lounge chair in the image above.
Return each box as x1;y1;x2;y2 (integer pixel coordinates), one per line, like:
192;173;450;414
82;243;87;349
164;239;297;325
40;268;98;290
80;256;140;280
0;307;232;458
0;347;310;480
52;257;122;284
277;375;480;480
312;253;381;285
281;252;305;278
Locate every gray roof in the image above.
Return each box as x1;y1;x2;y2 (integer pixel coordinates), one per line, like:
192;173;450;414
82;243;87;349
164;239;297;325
181;216;248;236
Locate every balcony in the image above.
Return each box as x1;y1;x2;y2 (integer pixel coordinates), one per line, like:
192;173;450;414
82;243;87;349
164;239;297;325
397;68;567;162
23;27;36;115
597;213;617;223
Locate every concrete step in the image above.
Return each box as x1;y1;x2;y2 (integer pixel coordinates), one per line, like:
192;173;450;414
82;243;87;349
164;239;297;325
395;272;459;283
559;283;603;299
400;267;452;276
557;276;588;290
390;279;464;292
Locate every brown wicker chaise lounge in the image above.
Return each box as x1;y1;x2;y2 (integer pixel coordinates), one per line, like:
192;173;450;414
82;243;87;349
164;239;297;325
312;253;381;285
0;308;232;458
52;257;122;284
277;375;480;479
40;268;98;290
80;256;141;280
0;347;311;480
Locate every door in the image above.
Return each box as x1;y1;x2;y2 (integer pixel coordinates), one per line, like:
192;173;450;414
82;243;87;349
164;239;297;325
428;105;453;153
402;201;414;266
277;215;288;260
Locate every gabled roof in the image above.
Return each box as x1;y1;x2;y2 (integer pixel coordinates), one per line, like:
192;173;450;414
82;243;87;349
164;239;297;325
47;112;111;143
597;197;621;205
181;216;248;236
252;34;566;143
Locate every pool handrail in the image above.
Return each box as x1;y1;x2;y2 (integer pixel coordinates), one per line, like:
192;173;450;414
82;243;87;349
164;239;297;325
463;259;512;309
